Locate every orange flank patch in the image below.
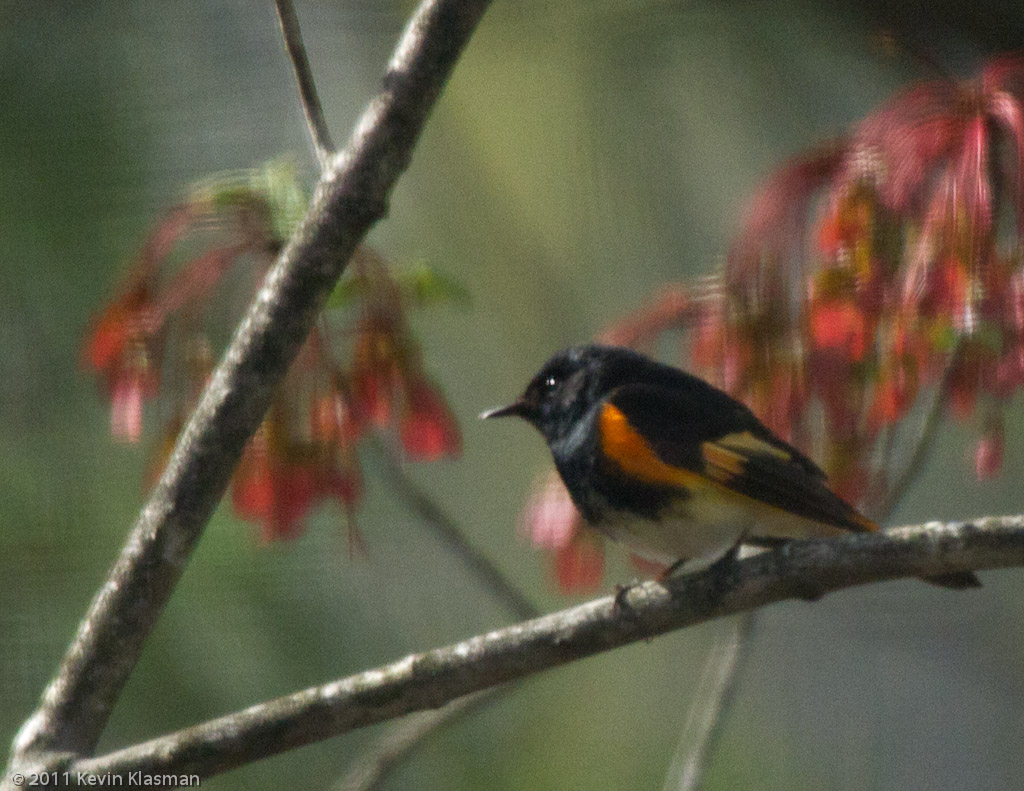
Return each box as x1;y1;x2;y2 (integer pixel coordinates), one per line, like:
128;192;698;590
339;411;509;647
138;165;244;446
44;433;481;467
598;403;706;490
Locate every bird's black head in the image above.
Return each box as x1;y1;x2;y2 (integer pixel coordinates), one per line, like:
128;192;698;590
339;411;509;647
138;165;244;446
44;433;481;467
481;345;654;443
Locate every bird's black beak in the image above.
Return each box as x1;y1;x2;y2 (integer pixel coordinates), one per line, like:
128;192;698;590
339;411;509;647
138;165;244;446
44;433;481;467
480;400;528;420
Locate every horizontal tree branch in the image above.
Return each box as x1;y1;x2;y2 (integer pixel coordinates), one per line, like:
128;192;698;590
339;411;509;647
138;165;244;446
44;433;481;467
59;515;1024;786
4;0;492;778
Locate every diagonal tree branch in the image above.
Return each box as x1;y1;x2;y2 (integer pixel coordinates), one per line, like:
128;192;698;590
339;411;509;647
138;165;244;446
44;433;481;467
274;0;336;168
4;0;492;780
55;516;1024;786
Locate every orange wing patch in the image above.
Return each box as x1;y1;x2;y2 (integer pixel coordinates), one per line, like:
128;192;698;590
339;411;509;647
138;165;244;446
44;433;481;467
599;403;706;490
702;434;881;533
714;430;792;461
700;441;746;482
701;433;793;483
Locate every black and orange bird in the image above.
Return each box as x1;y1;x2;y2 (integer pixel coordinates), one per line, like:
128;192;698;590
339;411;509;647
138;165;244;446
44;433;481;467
483;345;979;589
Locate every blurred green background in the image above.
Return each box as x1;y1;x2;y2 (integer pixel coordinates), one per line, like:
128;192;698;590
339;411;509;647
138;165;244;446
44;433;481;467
3;1;1024;789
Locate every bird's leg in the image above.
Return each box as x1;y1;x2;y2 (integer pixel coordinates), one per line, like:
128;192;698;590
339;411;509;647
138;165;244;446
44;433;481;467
613;583;635;613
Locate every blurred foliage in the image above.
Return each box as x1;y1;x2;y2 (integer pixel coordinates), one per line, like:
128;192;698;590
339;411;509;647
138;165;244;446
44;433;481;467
3;2;1024;791
329;261;472;310
195;156;308;242
81;160;462;541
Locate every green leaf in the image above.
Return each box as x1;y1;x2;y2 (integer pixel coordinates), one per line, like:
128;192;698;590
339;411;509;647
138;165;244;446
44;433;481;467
970;321;1004;354
327;275;372;308
248;157;308;241
929;321;958;352
187;157;309;244
398;264;471;309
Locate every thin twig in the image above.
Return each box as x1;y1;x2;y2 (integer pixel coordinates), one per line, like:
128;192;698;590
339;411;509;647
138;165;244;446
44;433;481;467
877;347;962;518
876;389;947;517
870;422;898;509
371;437;540;621
333;690;504;791
663;613;754;791
670;347;966;791
274;0;336;168
336;442;539;791
3;0;492;782
53;515;1023;786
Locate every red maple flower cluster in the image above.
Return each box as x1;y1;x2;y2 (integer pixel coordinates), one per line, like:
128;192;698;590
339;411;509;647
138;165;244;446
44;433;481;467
523;53;1024;592
83;163;461;542
719;52;1024;495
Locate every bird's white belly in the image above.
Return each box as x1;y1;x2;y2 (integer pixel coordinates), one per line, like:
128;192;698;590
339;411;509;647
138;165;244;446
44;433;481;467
595;489;755;566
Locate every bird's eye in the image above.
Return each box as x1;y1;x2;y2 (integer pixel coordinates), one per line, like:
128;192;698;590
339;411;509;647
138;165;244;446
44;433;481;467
543;375;559;390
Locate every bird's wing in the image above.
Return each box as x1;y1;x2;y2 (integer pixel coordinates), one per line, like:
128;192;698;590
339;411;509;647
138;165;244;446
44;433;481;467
599;383;877;533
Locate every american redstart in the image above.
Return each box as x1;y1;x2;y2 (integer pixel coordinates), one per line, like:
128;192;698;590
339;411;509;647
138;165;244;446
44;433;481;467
483;344;979;590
